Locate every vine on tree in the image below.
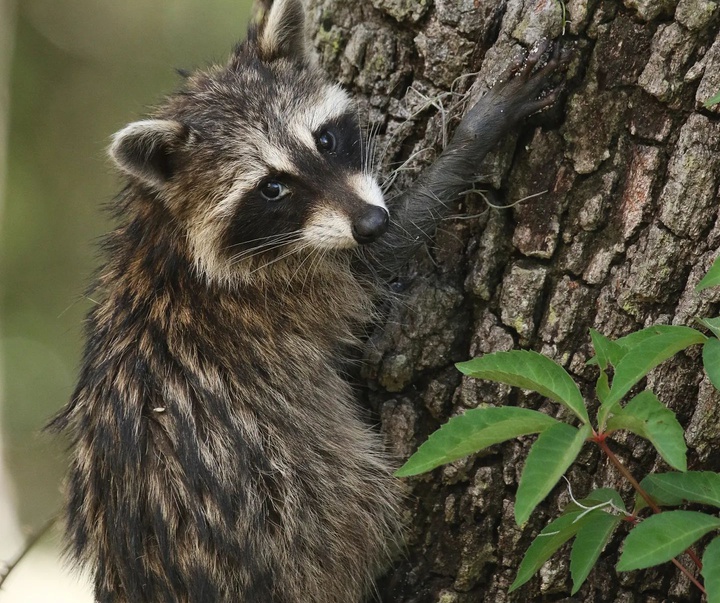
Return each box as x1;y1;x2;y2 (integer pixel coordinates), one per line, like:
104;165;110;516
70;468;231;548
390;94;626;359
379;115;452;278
397;257;720;600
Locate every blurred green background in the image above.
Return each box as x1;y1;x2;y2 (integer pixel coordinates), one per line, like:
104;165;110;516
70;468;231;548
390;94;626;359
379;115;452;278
0;0;253;598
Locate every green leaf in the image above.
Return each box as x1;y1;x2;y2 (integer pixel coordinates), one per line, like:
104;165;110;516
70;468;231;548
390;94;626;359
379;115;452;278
570;511;622;594
515;422;591;525
457;351;589;423
616;324;703;352
698;317;720;339
595;369;618;431
703;537;720;603
704;337;720;391
614;325;676;349
606;391;687;471
604;326;706;408
510;510;587;592
618;511;720;571
512;488;623;593
705;90;720;109
595;369;620;416
395;407;558;477
590;329;623;370
638;471;720;508
596;369;611;405
590;330;618;420
580;487;626;512
567;488;625;593
697;256;720;291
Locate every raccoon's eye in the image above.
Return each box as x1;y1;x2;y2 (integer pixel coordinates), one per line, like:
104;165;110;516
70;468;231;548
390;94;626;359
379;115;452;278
316;130;336;153
260;180;289;201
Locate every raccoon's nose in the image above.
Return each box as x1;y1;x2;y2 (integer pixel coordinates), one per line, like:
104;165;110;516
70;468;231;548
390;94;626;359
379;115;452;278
352;206;389;244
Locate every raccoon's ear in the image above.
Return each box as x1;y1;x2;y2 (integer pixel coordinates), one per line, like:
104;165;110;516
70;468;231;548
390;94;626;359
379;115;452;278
256;0;309;62
109;119;188;189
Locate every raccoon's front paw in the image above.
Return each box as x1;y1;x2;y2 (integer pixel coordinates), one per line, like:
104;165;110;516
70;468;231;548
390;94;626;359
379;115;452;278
495;39;570;120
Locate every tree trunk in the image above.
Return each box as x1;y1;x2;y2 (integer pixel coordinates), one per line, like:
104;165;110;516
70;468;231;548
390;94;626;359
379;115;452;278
307;0;720;601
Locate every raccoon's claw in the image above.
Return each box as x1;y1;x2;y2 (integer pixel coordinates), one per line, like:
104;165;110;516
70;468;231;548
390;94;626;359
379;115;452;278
494;39;569;119
532;43;571;83
499;38;552;83
513;39;568;85
520;38;552;78
521;84;565;116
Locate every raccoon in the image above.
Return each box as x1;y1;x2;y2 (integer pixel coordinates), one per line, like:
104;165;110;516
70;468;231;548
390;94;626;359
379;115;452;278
48;0;566;601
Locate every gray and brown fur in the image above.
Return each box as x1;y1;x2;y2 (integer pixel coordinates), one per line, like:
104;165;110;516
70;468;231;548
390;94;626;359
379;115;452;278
49;1;565;601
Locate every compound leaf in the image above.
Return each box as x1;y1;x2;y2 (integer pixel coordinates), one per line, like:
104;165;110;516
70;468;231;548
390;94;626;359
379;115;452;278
395;407;558;477
457;351;588;423
606;390;687;471
618;511;720;571
515;422;591;525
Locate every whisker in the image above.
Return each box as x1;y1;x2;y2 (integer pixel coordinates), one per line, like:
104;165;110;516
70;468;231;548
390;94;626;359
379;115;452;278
380;146;436;194
366;119;381;176
224;229;304;251
303;246;326;295
285;246;318;294
246;243;310;276
226;233;305;263
358;108;369;175
228;240;302;266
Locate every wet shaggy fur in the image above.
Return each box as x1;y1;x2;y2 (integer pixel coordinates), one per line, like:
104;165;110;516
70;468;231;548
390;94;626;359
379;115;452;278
49;0;565;601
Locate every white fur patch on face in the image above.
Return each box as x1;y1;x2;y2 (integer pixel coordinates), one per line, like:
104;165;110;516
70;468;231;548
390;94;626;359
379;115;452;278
261;144;297;176
186;216;233;284
209;166;266;219
291;85;352;152
350;174;387;210
302;208;356;249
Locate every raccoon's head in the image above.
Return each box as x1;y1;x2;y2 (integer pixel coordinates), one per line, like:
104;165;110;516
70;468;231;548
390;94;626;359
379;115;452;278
108;0;388;283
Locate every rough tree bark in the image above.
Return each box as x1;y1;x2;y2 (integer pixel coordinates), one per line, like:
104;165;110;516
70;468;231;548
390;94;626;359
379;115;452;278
305;0;720;601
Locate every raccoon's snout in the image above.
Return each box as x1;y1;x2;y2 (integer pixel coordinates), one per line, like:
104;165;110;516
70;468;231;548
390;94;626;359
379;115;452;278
352;206;389;244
